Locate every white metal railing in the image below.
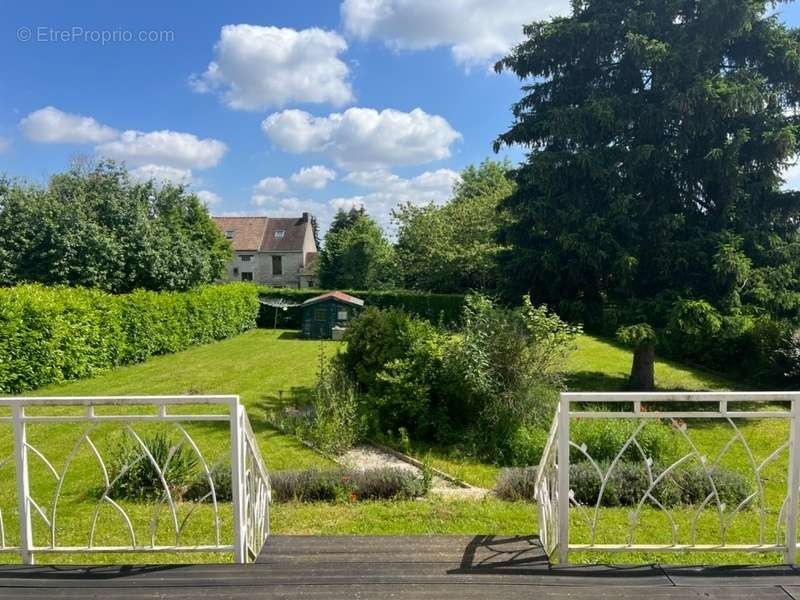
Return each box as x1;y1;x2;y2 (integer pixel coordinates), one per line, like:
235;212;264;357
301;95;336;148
536;392;800;564
0;396;271;564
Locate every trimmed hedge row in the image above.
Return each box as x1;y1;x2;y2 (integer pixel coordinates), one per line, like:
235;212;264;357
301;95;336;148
0;283;260;393
258;287;466;328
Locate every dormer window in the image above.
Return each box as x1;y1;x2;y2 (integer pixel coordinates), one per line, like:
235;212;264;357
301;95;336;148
224;230;235;240
274;230;285;239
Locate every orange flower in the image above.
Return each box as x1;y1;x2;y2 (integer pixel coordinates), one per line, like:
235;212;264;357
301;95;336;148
350;492;358;502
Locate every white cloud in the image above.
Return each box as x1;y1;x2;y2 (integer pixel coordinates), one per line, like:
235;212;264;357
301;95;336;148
191;24;353;110
19;106;118;144
254;176;288;196
96;130;227;170
196;190;222;205
251;176;290;207
0;137;10;153
129;164;193;186
329;196;366;212
261;107;461;169
290;165;337;189
341;0;570;66
251;194;316;216
334;167;460;231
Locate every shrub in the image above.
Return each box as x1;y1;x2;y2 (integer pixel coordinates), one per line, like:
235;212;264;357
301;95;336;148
495;465;537;501
495;462;752;508
348;467;429;500
441;294;579;459
271;468;341;502
186;462;233;502
0;282;260;393
270;467;428;503
107;432;199;502
507;425;549;466
302;350;361;455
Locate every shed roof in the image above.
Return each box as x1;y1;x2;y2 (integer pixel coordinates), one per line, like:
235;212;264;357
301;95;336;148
302;291;365;308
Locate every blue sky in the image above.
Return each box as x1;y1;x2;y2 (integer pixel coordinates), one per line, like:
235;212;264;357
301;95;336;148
2;0;800;233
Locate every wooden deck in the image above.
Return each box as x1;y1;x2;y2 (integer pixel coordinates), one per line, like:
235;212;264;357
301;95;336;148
4;536;800;598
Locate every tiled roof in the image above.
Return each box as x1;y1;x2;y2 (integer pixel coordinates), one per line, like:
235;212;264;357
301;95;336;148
302;291;365;308
262;217;310;252
212;217;268;251
213;216;311;252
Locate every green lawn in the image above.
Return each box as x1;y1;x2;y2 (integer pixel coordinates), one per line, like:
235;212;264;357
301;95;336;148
566;334;739;392
2;328;781;566
32;329;338;472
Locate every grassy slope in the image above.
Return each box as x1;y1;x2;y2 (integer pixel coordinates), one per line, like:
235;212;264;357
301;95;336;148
32;329;336;471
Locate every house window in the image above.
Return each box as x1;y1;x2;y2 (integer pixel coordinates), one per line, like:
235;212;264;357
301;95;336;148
240;254;253;262
272;255;283;275
241;272;253;282
233;267;239;276
337;308;349;320
224;230;235;240
314;308;327;321
274;230;285;239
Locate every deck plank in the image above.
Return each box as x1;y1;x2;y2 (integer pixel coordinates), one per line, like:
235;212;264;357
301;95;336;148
0;535;798;599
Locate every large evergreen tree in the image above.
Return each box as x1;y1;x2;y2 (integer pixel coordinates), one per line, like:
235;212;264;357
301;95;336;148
495;0;800;329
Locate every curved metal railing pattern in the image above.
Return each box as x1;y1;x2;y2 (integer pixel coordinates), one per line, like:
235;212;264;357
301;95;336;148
535;392;800;565
0;396;270;564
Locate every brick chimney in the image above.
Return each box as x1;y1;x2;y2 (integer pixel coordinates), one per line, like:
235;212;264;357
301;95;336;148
301;212;310;222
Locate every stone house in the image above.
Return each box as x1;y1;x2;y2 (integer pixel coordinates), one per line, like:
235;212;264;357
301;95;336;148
212;214;318;288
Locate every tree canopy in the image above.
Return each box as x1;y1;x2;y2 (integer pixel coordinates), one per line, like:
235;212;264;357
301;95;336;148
394;159;514;293
318;208;396;289
495;0;800;329
0;161;231;292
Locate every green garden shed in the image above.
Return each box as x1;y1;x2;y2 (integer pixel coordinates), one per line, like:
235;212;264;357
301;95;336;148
301;291;364;339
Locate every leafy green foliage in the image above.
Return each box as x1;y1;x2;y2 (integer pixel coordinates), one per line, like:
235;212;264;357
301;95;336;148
494;0;800;382
108;432;199;502
302;347;362;456
0;282;260;393
0;161;231;292
450;295;580;440
393;159;513;292
318;208;396;289
338;295;579;463
617;323;657;349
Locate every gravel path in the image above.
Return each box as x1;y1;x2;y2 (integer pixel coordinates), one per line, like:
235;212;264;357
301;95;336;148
336;444;489;500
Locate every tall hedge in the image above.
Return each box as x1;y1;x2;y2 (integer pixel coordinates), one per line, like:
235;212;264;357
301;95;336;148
257;288;466;329
0;283;260;393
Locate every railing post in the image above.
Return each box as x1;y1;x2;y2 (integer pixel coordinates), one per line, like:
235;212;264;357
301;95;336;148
786;398;800;564
557;394;570;565
12;405;33;565
229;398;246;564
